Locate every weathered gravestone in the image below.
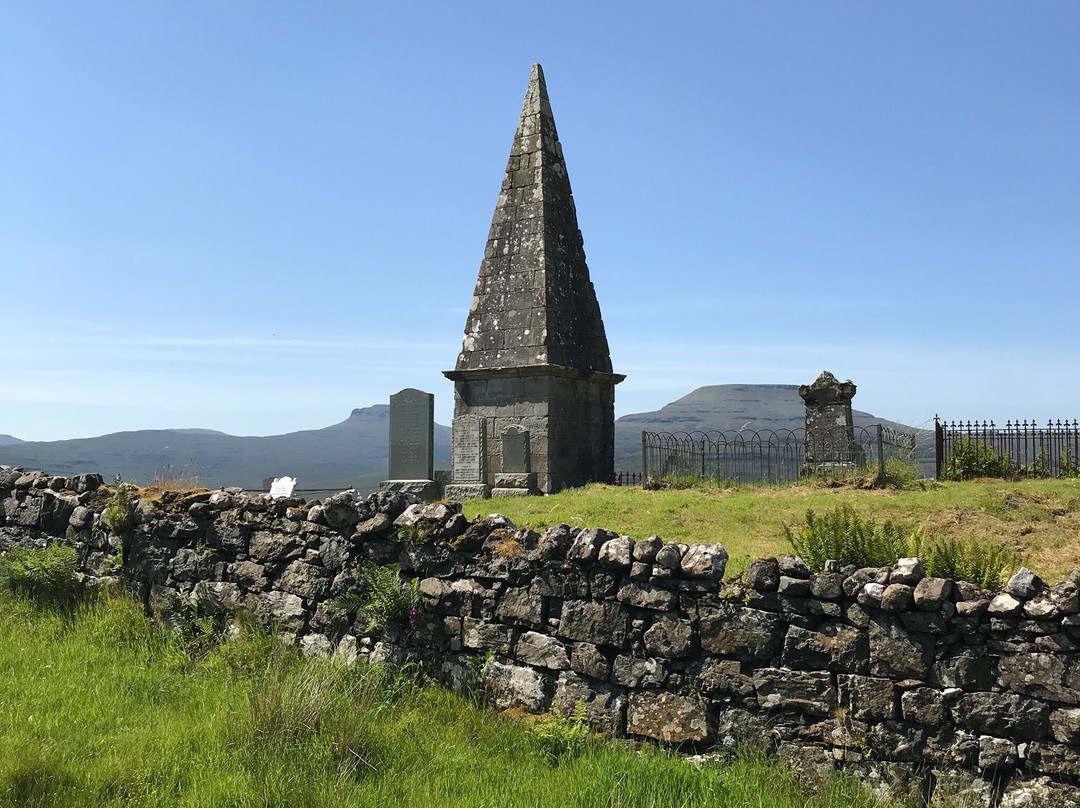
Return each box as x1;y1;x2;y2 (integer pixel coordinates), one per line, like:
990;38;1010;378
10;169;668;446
379;388;438;500
443;63;624;495
444;417;489;501
798;371;861;472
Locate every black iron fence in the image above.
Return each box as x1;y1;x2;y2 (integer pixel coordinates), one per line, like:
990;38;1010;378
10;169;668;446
935;418;1080;480
611;471;644;487
641;425;917;486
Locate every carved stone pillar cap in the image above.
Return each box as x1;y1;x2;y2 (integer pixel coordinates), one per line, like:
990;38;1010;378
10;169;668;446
798;371;856;404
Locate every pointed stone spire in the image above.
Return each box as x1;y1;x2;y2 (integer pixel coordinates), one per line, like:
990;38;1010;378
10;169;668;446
454;63;614;375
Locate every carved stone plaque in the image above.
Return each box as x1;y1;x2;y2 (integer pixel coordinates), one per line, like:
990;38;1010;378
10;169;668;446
501;426;530;473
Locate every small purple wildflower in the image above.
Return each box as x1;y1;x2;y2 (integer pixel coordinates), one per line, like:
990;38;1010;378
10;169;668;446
408;606;419;627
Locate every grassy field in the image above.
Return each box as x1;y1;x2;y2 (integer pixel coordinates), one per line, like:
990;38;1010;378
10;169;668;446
463;478;1080;582
0;591;890;808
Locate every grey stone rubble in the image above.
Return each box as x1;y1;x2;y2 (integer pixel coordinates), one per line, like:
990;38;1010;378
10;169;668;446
444;63;625;495
3;462;1080;807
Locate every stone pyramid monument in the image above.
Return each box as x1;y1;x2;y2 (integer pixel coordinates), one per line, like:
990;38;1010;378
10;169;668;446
443;64;624;497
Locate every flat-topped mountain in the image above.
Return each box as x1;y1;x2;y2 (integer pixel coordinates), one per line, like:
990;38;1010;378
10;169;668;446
0;435;23;447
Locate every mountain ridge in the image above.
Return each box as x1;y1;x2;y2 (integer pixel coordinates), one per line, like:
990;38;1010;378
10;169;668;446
1;385;928;491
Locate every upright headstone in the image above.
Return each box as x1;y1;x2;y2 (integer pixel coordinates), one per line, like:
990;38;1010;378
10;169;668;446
444;417;490;501
443;63;624;496
380;388;438;500
799;371;858;470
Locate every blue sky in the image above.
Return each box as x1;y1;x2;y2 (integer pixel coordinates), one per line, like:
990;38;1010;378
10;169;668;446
2;2;1077;441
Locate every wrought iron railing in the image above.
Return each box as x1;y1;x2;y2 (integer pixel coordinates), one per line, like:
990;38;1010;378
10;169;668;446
641;425;917;486
611;471;644;487
934;418;1080;480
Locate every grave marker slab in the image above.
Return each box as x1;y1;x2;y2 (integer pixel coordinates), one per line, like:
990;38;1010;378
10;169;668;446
452;416;486;482
389;388;434;481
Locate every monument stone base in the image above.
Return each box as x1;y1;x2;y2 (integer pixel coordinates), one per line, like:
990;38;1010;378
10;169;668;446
444;483;491;501
379;479;439;501
492;472;539;497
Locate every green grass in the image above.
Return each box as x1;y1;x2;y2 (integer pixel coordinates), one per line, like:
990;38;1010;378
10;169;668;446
0;591;889;808
464;477;1080;582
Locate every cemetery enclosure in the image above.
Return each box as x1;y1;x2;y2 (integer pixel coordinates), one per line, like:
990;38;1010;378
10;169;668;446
3;464;1080;806
641;424;918;486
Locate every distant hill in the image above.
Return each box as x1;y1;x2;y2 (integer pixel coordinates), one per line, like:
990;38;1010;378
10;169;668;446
614;384;932;471
1;385;933;492
0;406;451;493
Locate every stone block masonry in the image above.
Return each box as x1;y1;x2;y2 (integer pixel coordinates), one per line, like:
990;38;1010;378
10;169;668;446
3;462;1080;807
445;64;624;494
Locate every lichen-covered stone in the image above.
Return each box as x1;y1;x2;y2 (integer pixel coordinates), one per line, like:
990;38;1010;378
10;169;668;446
700;604;782;660
567;528;616;566
515;631;570;670
558;600;630;648
977;735;1019;770
745;558;780;592
838;674;895;721
998;652;1080;704
901;687;947;726
276;560;330;601
929;771;995;808
654;543;683;570
1026;741;1080;777
552;671;625;734
495;585;542;628
611;654;666;688
753;668;834;716
535;523;573;561
616;582;677;611
250;590;306;632
869;614;933;679
598;536;633;569
697;658;754;697
463;618;513;654
681;543;728;580
783;622;868;673
914;577;953;610
570;642;610;680
999;777;1080;808
1050;707;1080;744
953;692;1050;740
890;557;924;586
627;692;708;742
481;659;550;712
880;583;915;612
1007;567;1044;600
643;617;693;658
632;535;663;563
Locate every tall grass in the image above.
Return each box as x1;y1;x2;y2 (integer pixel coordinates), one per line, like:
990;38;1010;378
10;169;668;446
0;589;890;808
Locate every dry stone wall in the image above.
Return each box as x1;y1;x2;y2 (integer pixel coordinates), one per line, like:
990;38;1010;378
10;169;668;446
3;463;1080;807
